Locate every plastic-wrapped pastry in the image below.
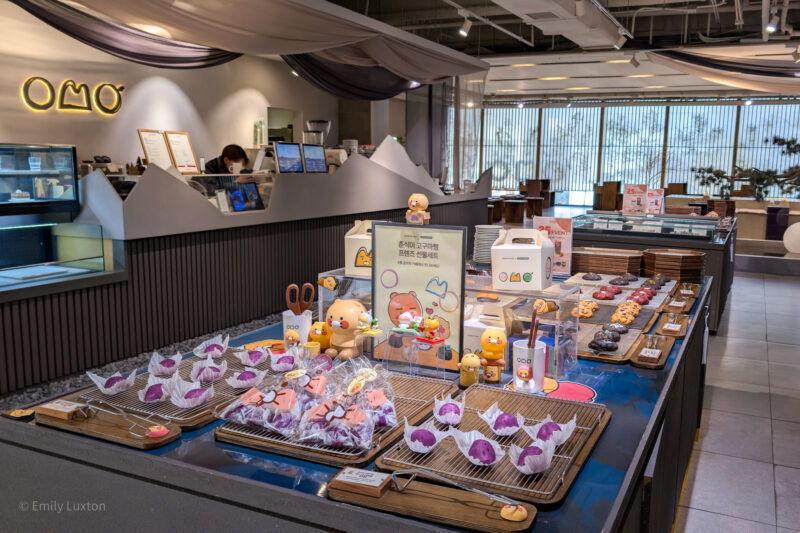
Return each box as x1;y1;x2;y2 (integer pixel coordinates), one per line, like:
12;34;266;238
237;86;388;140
582;272;602;280
148;351;182;377
478;402;524;437
523;414;577;446
507;439;556;475
451;429;505;466
86;370;137;395
434;394;464;425
402;417;449;454
193;334;229;358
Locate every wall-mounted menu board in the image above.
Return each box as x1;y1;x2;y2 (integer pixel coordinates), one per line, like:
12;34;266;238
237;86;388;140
137;129;174;170
164;131;200;175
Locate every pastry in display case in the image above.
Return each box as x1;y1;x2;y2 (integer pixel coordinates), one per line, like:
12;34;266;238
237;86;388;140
573;213;723;241
0;144;79;215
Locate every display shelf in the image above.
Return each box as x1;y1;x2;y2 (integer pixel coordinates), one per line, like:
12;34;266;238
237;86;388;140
573;213;721;242
0;143;79;215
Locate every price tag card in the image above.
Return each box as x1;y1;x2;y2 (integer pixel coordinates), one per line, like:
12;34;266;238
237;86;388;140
663;322;682;332
640;348;662;359
673;224;691;235
669;300;686;309
691;227;708;236
680;289;695;296
593;221;607;230
608;222;624;231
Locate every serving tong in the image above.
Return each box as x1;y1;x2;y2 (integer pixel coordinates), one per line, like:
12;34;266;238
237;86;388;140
82;398;171;438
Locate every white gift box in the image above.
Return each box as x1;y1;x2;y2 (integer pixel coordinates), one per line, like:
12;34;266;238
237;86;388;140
344;220;382;277
490;228;555;291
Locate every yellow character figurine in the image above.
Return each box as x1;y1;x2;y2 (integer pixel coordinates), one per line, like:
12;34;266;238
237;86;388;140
308;321;331;351
405;193;430;225
325;298;367;360
284;329;300;349
459;352;482;388
479;328;507;384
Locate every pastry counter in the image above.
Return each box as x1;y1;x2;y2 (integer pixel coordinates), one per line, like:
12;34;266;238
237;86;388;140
0;279;710;533
572;213;735;333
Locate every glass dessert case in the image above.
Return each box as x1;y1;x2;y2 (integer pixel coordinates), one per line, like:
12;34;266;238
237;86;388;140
0;143;79;215
573;213;723;242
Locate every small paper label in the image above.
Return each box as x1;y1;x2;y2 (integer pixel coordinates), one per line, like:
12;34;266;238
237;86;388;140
663;323;682;332
593;221;607;230
691;227;708;236
608;222;623;231
680;289;695;296
336;467;390;487
40;400;84;412
669;301;685;309
640;348;661;359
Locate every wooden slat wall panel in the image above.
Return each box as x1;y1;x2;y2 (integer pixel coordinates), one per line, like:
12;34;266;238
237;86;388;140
0;200;484;394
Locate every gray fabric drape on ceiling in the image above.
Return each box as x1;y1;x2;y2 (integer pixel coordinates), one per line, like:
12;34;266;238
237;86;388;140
10;0;241;68
67;0;488;82
647;50;800;95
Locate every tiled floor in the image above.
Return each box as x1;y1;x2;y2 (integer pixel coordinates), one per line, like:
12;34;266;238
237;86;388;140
677;272;800;532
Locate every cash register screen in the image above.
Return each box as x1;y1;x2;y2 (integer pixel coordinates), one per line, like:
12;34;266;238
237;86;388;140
302;144;327;173
275;143;304;173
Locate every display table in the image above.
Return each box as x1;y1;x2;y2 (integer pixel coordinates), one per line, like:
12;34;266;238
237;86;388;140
572;214;735;333
0;280;710;532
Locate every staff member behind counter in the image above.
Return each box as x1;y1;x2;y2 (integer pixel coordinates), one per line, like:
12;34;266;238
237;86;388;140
192;144;251;196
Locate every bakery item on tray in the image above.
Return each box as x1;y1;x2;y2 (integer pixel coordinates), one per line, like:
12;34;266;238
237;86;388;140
588;337;618;352
571;304;593;319
609;276;628;286
533;298;558;314
604;322;629;334
582;272;602;281
611;310;635;325
592;289;615;300
622;273;638;282
601;285;622;295
595;329;620;342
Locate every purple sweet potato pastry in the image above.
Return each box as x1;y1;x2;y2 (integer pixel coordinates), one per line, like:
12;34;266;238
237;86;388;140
272;414;295;429
104;376;126;389
204;344;223;353
276;355;294;366
144;384;164;402
160;358;176;368
410;429;436;447
468;440;497;465
236;371;256;381
184;388;207;399
537;421;562;441
248;351;263;364
313;354;333;371
438;402;461;417
493;413;520;431
517;445;543;466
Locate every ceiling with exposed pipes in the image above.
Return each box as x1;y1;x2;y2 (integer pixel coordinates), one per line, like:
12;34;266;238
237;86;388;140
329;0;800;98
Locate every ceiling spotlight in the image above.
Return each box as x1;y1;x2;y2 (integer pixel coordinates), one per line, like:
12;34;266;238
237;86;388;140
744;98;753;106
458;17;472;37
567;101;573;108
766;14;780;33
291;70;299;77
792;46;800;63
630;56;640;68
614;35;627;50
517;102;524;108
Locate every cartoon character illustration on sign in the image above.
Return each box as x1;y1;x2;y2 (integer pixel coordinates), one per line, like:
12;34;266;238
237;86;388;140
405;193;431;225
509;273;521;282
388;291;422;327
325;299;367;360
479;328;507;384
354;247;372;268
308;321;331;351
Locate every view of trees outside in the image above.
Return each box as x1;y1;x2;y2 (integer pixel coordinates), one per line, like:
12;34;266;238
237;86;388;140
482;107;539;190
538;107;602;192
663;104;737;192
442;103;799;198
737;104;800;198
600;106;666;189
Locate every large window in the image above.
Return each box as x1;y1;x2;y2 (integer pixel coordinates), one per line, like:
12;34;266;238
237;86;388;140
600;106;666;189
539;107;602;192
663;105;737;193
482;107;539;191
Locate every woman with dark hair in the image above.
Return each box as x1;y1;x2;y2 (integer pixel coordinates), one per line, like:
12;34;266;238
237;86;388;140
204;144;249;174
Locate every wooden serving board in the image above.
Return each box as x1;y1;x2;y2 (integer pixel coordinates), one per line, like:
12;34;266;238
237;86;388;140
577;325;641;364
328;479;536;532
656;314;690;338
34;409;180;449
376;385;611;506
630;335;676;370
215;374;457;468
673;283;702;299
662;296;696;315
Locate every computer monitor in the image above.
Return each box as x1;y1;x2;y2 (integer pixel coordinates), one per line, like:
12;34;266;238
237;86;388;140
302;144;327;173
274;143;304;173
225;182;264;212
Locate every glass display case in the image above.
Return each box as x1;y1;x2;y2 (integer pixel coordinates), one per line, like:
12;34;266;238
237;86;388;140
464;275;580;380
0;144;79;215
573;213;722;242
317;267;372;319
0;222;105;290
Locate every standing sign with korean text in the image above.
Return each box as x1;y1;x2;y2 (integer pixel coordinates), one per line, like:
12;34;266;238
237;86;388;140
372;222;466;370
622;184;647;215
533;216;573;275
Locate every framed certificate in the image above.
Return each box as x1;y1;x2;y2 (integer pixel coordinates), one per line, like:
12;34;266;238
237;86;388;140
164;131;200;174
137;129;174;170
